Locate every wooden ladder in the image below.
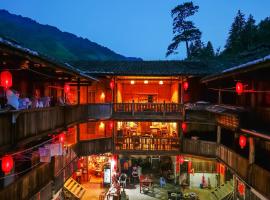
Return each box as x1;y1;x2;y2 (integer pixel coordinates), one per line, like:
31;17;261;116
64;177;86;199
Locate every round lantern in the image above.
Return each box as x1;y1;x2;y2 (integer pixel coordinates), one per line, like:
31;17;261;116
239;135;247;149
2;155;14;174
236;82;244;95
110;80;115;90
64;84;70;94
59;133;66;143
238;182;245;196
0;71;12;89
181;122;187;133
183;81;189;91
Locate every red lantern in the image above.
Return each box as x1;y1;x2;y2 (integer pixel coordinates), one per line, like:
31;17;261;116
110;80;115;90
181;122;187;133
239;135;247;149
183;81;189;91
0;71;12;89
236;82;244;95
59;133;66;143
238;182;245;196
109;121;114;130
178;155;184;165
2;155;14;174
64;84;70;94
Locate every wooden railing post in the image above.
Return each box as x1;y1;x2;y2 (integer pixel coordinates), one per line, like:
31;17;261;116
163;101;166;117
132;100;135;116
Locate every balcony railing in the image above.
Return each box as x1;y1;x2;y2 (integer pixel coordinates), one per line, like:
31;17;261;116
182;139;217;157
115;136;180;152
88;103;112;119
76;138;112;156
0;163;52;200
217;145;249;181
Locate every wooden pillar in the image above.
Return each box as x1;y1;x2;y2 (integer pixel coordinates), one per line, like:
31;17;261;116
218;89;222;104
251;80;256;108
217;126;221;144
249;137;255;165
77;78;80;105
76;124;80;143
180;79;184;104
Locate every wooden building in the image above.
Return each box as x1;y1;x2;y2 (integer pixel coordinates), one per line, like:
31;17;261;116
0;37;269;200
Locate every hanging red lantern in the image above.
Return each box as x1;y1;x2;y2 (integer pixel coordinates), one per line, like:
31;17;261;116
183;81;189;91
59;133;66;143
181;122;187;133
0;71;13;89
178;155;184;165
2;155;14;174
110;80;115;90
239;135;247;149
238;182;245;196
64;84;70;94
109;121;114;130
236;82;244;95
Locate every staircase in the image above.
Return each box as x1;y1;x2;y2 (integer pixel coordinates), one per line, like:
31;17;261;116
63;178;86;199
210;180;234;200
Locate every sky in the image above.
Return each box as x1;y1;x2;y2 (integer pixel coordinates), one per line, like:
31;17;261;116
1;0;270;60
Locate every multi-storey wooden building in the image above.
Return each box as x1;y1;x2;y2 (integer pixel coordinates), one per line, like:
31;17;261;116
0;37;269;200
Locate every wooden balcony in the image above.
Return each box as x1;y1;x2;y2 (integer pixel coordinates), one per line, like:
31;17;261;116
0;105;89;149
88;103;112;120
113;103;183;120
114;136;180;155
0;163;52;200
76;137;112;156
217;145;249;181
182;139;217;157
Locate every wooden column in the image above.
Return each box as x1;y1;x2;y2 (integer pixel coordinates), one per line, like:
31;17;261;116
77;78;80;105
217;126;221;144
249;137;255;165
180;80;184;104
251;81;256;108
218;89;222;104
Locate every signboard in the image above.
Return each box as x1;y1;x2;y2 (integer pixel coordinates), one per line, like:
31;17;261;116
104;168;111;184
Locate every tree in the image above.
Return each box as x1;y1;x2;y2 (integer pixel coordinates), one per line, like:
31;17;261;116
166;1;201;58
189;39;203;59
257;17;270;45
241;15;257;49
225;10;246;53
203;41;215;58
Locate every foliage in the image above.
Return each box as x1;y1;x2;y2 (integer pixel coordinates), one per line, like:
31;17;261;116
166;1;201;58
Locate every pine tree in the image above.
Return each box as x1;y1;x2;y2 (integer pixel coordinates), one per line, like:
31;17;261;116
241;15;257;49
166;1;201;58
257;17;270;45
189;39;203;59
203;41;215;58
225;10;246;53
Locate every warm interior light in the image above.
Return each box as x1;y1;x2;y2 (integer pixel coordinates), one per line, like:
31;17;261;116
100;92;105;99
159;80;163;85
99;122;105;129
130;80;135;85
144;80;149;84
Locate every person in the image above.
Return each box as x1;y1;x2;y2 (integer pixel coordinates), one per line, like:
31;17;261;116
119;173;127;188
131;165;139;183
160;176;166;188
6;89;19;110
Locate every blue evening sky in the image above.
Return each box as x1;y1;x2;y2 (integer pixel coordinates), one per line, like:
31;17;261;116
1;0;270;60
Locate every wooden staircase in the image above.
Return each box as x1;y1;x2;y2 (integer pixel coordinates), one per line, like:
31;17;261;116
210;180;234;200
63;178;86;200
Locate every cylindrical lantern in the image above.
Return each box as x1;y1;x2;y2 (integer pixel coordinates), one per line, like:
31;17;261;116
2;155;14;174
0;71;13;89
239;135;247;149
110;80;115;90
64;84;70;94
181;122;187;133
109;121;114;130
183;81;189;91
236;82;244;95
179;155;184;165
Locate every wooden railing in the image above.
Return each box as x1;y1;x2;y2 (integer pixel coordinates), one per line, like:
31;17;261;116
0;163;52;200
115;136;180;151
113;103;183;116
182;139;217;157
76;138;112;156
217;145;249;181
88;103;112;119
250;164;270;199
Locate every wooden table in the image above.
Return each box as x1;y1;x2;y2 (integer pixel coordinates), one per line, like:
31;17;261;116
139;177;153;193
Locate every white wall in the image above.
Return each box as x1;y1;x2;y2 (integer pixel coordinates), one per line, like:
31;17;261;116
189;173;217;188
